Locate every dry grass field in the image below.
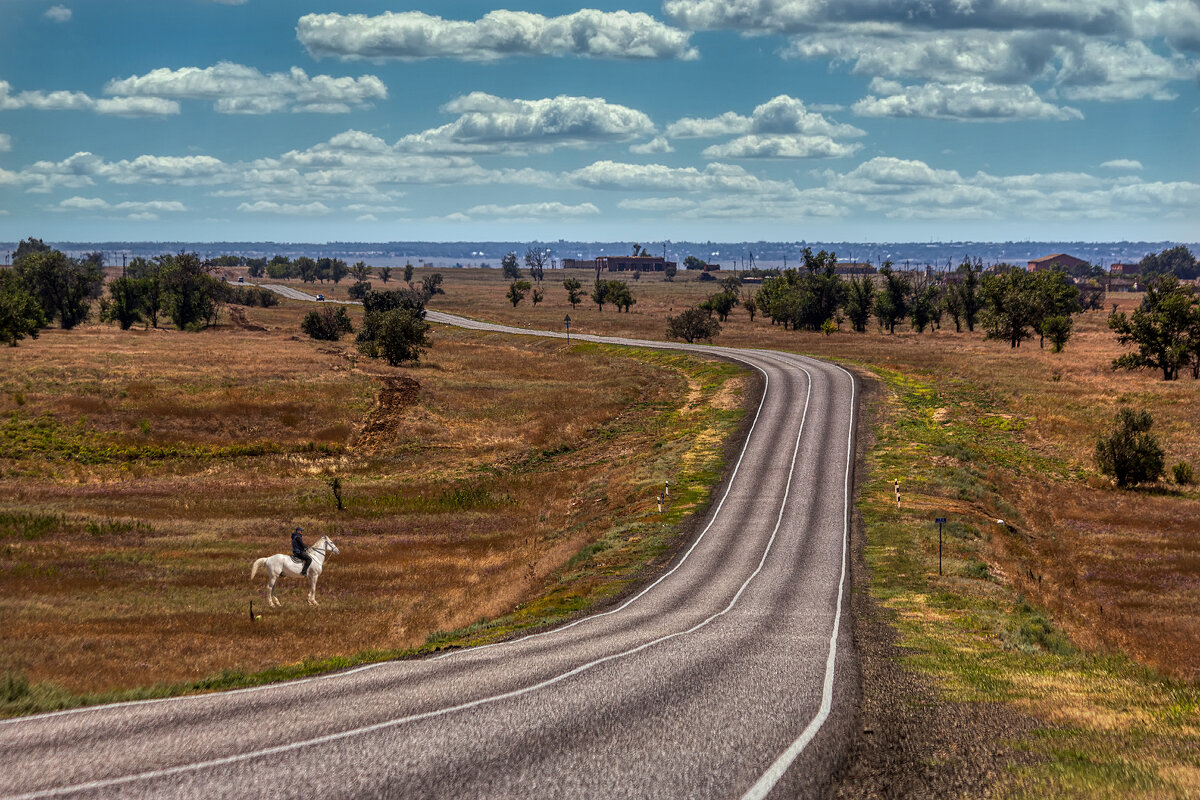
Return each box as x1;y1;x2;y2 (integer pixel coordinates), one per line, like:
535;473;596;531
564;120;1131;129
406;266;1200;683
0;293;749;705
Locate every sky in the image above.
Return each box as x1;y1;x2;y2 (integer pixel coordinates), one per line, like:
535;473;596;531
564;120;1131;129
1;0;1198;243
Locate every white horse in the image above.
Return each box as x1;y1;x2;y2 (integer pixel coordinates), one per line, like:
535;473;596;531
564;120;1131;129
250;535;340;607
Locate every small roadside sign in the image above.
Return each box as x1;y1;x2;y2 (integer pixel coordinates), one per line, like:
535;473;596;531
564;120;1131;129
935;517;947;524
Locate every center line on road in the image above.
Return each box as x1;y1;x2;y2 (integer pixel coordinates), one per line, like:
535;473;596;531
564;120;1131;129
5;349;817;800
740;362;857;800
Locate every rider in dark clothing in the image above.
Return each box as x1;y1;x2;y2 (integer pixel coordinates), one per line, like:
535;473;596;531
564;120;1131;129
291;527;312;576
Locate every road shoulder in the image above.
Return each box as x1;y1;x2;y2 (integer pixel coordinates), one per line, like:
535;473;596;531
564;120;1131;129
825;372;1042;799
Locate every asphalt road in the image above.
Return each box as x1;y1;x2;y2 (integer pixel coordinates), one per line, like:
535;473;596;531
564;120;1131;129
0;305;859;800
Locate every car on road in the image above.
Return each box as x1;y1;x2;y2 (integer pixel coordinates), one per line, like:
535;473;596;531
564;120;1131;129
237;276;244;283
316;293;325;301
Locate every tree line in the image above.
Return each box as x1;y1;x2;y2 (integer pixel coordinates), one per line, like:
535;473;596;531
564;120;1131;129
0;237;290;346
665;249;1098;350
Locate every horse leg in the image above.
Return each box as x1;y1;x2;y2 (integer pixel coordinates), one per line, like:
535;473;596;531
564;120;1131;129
308;573;319;606
268;572;280;607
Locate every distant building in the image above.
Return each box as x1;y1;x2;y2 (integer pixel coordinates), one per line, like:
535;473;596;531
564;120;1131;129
1027;253;1089;272
1109;263;1138;275
1106;277;1139;292
560;258;593;269
598;255;676;272
834;262;876;276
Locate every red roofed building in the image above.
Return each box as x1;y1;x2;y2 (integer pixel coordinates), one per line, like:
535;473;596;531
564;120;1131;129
1027;253;1089;272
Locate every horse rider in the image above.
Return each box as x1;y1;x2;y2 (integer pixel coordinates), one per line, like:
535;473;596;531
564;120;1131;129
291;526;312;576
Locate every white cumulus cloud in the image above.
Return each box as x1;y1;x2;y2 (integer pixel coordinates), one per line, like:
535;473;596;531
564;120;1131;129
667;95;865;139
0;80;178;117
1100;158;1144;170
569;159;802;198
814;155;1200;222
853;78;1083;121
56;196;187;213
629;137;674;154
397;93;655;154
702;134;861;159
464;201;601;219
297;9;697;61
105;62;387;114
236;200;331;216
667;96;864;159
44;5;71;22
0;133;11;152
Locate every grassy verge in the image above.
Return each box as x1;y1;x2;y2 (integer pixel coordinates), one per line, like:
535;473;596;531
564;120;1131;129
860;366;1200;798
0;342;750;717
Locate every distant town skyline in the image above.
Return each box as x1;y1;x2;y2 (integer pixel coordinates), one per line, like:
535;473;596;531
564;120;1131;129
2;0;1198;243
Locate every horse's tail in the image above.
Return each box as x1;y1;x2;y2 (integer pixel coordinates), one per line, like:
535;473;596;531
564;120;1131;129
250;557;267;580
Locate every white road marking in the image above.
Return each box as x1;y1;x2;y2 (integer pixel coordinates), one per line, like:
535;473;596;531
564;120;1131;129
739;362;856;800
5;359;819;800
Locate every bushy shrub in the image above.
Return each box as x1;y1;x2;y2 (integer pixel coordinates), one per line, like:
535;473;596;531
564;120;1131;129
356;307;430;365
1173;461;1195;486
301;306;353;341
1095;408;1165;487
347;280;371;300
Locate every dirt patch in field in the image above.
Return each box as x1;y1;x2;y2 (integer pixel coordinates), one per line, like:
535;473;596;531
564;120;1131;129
226;306;269;332
353;375;421;454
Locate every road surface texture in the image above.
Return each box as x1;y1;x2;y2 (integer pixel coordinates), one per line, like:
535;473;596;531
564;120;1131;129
1;306;859;800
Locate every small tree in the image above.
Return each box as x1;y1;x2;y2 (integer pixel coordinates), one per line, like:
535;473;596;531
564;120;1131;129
378;266;392;283
844;275;875;332
0;270;46;346
563;277;584;308
1109;275;1199;380
99;276;147;330
666;306;721;343
403;263;415;283
301;306;354;341
501;253;521;281
159;252;222;330
15;249;103;330
421;273;444;298
979;267;1037;348
1095;408;1165;487
744;294;758;322
607;280;634;312
348;280;372;300
524;248;547;284
664;262;677;281
702;291;737;322
1041;315;1072;353
349;261;370;282
357;307;430;366
873;262;911;334
591;280;608;312
683;255;706;271
532;287;544;306
506;279;531;307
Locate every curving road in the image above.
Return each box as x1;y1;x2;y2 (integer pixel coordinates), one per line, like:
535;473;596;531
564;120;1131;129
0;307;859;800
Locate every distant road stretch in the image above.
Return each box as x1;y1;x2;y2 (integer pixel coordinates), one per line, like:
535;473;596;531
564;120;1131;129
1;299;859;800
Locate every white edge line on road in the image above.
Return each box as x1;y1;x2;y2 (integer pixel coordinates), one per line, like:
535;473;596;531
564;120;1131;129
1;316;773;727
5;360;816;800
739;362;857;800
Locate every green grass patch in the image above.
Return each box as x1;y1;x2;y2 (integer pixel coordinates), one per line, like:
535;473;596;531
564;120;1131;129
858;365;1200;798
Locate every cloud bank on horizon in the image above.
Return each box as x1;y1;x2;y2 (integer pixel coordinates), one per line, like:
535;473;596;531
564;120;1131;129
0;0;1196;242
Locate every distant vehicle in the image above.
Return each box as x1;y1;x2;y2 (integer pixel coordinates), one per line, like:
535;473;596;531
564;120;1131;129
237;276;244;283
316;294;325;301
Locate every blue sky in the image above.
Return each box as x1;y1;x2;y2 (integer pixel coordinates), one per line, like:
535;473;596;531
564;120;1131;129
1;0;1198;242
